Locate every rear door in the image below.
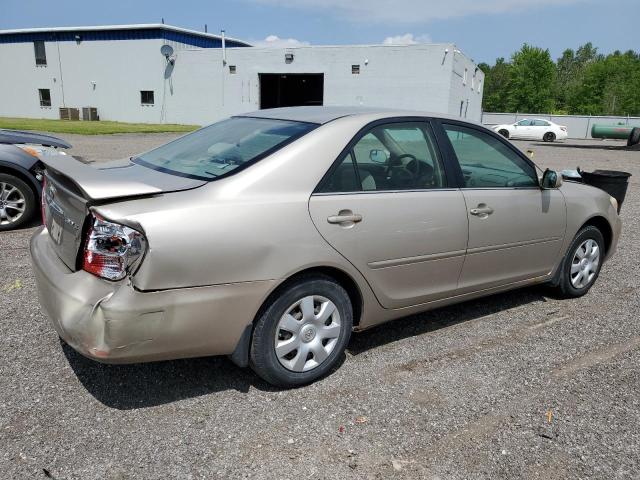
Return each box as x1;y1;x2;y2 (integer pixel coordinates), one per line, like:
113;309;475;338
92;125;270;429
440;123;566;292
309;119;468;309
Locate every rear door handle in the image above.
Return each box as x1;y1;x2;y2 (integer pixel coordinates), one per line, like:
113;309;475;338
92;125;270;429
327;211;363;225
469;205;494;216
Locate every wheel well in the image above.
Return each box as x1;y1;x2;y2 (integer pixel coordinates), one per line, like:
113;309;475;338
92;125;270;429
0;166;39;199
499;129;509;138
581;216;613;254
260;266;363;327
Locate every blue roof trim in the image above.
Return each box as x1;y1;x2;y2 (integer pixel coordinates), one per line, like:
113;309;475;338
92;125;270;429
0;28;249;48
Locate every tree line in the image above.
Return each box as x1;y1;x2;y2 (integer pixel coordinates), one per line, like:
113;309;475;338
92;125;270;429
479;43;640;116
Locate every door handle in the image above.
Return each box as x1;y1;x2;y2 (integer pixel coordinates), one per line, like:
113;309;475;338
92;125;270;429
327;211;363;225
469;205;494;216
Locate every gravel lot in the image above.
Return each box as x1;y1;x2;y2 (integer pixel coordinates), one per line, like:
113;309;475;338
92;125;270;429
1;134;638;479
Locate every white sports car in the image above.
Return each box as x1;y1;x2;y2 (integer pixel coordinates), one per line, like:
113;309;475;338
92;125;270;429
492;119;568;142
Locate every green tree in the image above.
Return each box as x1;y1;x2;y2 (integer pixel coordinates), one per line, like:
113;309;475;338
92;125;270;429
479;58;511;112
571;50;640;115
481;43;640;116
507;44;556;113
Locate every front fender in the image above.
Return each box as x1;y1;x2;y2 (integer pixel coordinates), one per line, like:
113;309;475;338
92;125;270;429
0;157;42;195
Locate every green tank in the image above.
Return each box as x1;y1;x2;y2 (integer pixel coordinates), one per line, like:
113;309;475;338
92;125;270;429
591;124;639;139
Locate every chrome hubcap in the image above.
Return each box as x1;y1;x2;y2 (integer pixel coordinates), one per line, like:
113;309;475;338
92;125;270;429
570;239;600;289
0;182;26;226
274;295;341;372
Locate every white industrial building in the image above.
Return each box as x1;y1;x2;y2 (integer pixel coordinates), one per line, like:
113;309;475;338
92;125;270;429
0;24;484;125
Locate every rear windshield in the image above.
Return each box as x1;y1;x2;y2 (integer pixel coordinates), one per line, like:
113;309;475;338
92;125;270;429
132;117;316;181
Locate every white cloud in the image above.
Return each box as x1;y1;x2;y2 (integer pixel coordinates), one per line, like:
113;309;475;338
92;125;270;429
248;0;585;23
253;34;310;48
383;33;432;45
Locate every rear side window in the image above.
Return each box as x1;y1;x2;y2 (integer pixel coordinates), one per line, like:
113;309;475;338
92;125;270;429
318;121;447;193
133;117;316;181
443;124;538;188
533;120;551;126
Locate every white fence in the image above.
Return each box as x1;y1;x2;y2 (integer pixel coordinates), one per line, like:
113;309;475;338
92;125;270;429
481;112;640;139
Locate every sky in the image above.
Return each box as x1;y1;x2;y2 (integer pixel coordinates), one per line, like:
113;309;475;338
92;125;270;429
2;0;638;64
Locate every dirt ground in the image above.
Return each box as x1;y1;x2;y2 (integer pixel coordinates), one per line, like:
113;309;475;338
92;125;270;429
1;134;638;479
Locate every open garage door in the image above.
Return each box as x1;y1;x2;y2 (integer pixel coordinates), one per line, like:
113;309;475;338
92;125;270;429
259;74;324;109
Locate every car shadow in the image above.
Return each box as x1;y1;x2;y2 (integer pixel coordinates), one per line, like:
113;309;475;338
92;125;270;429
63;286;549;410
347;286;548;355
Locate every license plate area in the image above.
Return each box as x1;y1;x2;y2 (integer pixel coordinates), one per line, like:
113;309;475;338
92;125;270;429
49;215;64;245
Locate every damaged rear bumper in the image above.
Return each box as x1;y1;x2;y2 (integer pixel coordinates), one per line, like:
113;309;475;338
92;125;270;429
30;227;274;363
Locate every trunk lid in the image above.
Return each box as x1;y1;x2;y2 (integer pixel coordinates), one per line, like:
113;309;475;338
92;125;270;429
42;156;206;270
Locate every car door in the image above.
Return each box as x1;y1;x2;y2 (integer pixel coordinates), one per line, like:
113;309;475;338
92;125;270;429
441;123;566;292
532;119;551;140
512;119;533;139
309;120;468;309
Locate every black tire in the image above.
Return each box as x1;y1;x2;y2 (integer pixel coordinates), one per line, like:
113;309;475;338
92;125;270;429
550;226;605;299
543;132;556;143
498;129;510;139
0;173;37;232
627;127;640;147
250;274;353;387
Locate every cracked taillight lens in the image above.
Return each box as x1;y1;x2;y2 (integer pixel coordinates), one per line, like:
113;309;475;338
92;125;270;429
83;215;147;281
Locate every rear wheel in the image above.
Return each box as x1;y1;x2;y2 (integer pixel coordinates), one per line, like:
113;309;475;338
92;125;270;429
550;226;604;298
250;274;353;387
0;174;36;231
498;129;510;139
543;132;556;142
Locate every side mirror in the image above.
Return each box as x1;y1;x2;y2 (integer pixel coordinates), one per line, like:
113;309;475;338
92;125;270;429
541;169;562;189
369;149;388;164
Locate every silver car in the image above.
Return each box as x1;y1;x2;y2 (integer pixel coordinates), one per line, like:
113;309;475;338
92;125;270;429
31;107;622;387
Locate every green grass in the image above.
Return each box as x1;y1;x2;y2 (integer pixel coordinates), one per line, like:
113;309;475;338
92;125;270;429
0;117;199;135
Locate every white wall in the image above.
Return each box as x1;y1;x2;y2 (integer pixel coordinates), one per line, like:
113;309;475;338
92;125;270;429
0;39;484;125
447;49;485;121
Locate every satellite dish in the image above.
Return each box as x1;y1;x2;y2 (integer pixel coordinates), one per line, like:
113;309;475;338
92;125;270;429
160;44;174;58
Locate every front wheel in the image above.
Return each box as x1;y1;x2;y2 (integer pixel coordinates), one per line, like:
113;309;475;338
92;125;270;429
250;274;353;387
543;132;556;142
498;129;510;139
550;226;605;298
0;174;36;231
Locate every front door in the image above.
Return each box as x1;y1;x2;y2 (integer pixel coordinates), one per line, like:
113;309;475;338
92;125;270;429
441;123;566;292
309;121;468;309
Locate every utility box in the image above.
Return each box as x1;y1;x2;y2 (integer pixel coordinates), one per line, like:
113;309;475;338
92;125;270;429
82;107;99;121
59;107;80;121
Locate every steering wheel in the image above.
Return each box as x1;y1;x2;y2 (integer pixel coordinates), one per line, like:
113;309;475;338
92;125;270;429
387;153;421;188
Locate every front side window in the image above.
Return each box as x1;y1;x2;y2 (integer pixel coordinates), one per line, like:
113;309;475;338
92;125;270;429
34;41;46;65
516;119;532;126
133;117;315;181
318;121;447;193
38;89;51;107
444;124;538;188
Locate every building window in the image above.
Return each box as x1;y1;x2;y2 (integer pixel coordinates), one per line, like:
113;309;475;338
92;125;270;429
140;90;155;105
229;65;237;74
352;64;360;74
463;68;468;86
34;41;47;66
38;89;51;107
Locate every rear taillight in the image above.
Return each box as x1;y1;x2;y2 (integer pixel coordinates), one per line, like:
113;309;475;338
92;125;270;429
83;215;147;281
560;126;567;132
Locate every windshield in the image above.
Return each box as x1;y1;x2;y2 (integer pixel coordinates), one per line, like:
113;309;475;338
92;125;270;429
133;117;316;180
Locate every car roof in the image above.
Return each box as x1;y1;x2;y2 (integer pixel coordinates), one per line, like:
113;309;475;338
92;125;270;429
238;106;484;127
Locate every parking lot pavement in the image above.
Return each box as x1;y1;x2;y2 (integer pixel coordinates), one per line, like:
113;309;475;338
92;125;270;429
1;135;638;479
